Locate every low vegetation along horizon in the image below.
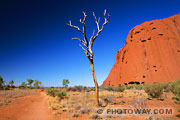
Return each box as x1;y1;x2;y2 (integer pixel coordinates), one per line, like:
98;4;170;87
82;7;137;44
0;75;180;119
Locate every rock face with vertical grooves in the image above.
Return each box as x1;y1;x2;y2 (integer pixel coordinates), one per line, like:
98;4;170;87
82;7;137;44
103;13;180;86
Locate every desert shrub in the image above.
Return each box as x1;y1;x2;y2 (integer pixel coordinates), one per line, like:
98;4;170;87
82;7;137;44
114;84;125;92
0;99;11;106
55;91;67;99
83;93;90;98
19;86;25;89
168;80;180;102
125;84;134;89
143;82;165;98
178;108;180;113
67;87;73;91
168;80;180;94
99;85;104;89
47;88;55;97
11;85;16;88
67;85;85;92
102;94;115;104
79;107;91;114
105;85;115;91
3;84;10;90
89;87;95;91
134;84;143;90
117;86;125;92
19;82;27;89
99;85;105;91
163;84;170;92
89;114;101;119
29;86;34;89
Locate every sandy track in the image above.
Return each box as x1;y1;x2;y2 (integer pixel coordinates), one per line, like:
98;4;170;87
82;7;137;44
0;91;53;120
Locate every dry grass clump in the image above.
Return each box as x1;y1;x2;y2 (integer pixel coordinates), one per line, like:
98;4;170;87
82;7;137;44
45;86;180;120
0;89;39;98
47;96;61;110
0;89;39;106
0;99;11;106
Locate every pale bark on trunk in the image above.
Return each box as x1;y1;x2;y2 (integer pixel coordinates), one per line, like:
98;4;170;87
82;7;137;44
67;10;110;106
89;59;99;106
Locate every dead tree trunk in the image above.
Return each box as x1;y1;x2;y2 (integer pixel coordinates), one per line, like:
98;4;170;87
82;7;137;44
88;58;99;105
67;10;110;106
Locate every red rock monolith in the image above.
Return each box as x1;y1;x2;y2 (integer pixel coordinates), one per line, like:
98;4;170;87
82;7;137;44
103;13;180;86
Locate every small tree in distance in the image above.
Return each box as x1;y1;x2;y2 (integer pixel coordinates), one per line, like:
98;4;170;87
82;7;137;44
9;80;14;87
0;76;5;90
19;82;27;89
62;79;70;88
33;80;42;89
27;78;34;88
67;10;110;106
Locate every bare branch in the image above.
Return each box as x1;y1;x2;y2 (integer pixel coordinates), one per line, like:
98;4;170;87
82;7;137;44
81;12;87;23
90;9;110;49
67;20;83;34
79;44;86;51
93;12;100;31
89;29;95;45
80;12;88;46
72;38;87;48
68;10;110;60
72;37;84;43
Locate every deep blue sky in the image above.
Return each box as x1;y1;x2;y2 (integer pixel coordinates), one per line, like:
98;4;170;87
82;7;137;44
0;0;180;87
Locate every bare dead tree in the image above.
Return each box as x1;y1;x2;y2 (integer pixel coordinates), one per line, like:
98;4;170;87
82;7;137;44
67;10;110;106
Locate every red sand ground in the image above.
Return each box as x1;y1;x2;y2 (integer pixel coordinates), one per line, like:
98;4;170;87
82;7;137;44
0;91;53;120
0;90;179;120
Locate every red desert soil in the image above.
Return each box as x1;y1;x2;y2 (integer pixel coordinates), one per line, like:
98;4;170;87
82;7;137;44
0;91;53;120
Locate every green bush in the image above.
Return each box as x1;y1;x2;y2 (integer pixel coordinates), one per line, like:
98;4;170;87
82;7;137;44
89;87;95;91
67;86;85;92
134;84;143;90
105;85;114;91
99;85;105;91
47;88;55;97
30;86;34;89
99;85;104;89
55;91;67;99
3;84;10;90
116;86;125;92
114;84;125;92
143;82;165;98
168;80;180;94
19;82;28;89
178;108;180;113
168;80;180;101
125;85;134;89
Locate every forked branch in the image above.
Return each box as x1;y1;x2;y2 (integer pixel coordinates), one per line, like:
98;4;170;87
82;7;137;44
67;10;110;107
90;10;110;49
67;21;83;34
67;10;110;59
